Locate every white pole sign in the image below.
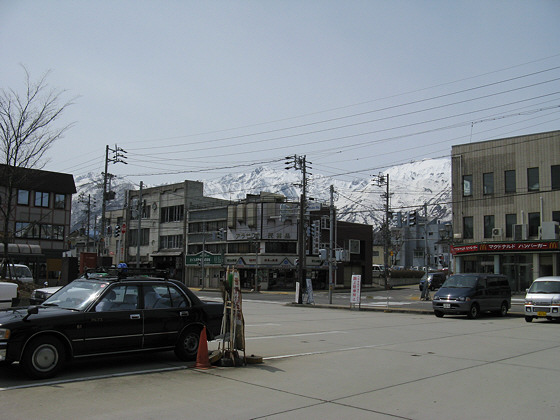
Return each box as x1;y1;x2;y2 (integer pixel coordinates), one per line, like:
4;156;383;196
350;275;361;304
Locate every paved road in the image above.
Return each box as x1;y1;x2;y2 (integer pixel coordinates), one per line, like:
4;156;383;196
1;291;556;419
196;284;527;316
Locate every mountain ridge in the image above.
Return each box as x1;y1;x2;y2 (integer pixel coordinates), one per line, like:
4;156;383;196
71;157;451;232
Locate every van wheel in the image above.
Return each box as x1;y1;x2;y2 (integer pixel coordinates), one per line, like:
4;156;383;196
434;310;444;318
467;304;480;319
525;316;533;323
498;302;508;317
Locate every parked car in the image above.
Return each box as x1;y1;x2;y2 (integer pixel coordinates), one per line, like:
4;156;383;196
418;272;447;291
0;281;18;309
0;272;224;378
432;273;511;319
372;265;384;278
1;264;34;283
524;276;560;322
29;285;62;305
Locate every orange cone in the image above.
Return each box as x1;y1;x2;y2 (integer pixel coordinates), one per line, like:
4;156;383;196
194;326;212;369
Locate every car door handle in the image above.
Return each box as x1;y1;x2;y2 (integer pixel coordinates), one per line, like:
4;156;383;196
179;311;189;317
130;314;141;319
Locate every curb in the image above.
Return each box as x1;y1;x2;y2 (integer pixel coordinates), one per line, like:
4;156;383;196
287;302;526;317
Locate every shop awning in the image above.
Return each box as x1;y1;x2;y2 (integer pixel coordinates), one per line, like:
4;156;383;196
151;251;183;257
0;243;42;255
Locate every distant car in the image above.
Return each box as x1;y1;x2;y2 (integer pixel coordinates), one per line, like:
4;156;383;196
419;272;446;291
0;281;18;309
0;273;224;378
29;285;62;305
524;276;560;322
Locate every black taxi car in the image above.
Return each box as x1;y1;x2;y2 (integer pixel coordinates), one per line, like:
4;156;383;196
0;271;224;378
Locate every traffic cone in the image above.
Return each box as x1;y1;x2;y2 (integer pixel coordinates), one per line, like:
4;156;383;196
194;326;212;369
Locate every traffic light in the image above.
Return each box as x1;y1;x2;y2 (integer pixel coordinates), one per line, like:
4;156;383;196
408;211;417;226
115;225;120;237
216;228;225;240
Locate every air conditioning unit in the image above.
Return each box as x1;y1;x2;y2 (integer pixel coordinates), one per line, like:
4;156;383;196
491;228;503;239
539;221;560;240
513;224;529;241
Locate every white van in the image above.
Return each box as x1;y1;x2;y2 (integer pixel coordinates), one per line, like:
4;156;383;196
0;281;18;308
2;264;34;283
524;276;560;322
372;264;384;278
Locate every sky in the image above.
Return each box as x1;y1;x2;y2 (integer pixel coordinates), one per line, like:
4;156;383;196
2;0;560;192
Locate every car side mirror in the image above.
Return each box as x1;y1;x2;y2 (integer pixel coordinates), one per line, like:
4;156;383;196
23;305;39;321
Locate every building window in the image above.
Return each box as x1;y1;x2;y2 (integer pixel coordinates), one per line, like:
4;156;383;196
504;170;516;193
463;217;473;239
552;211;560;224
129;228;150;246
552;165;560;190
463;175;473;197
160;205;184;223
505;214;517;238
528;212;540;237
483;173;494;195
527;167;539;192
484;215;495;238
160;235;183;249
15;222;31;238
17;190;29;205
54;194;66;209
34;191;49;208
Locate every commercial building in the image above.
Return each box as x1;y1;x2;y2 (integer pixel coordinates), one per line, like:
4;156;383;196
105;182;373;290
0;164;76;280
451;131;560;291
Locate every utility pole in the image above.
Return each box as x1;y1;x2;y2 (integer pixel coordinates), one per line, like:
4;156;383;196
100;144;127;256
329;185;335;304
372;173;390;289
286;154;310;304
136;181;143;268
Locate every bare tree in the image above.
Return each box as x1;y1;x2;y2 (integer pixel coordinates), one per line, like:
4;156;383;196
0;66;74;275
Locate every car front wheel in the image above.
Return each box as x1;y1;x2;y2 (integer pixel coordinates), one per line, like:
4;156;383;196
175;327;201;361
21;336;65;379
434;310;444;318
525;316;533;323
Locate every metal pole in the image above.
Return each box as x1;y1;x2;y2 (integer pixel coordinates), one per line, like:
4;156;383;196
136;181;143;268
100;145;109;255
329;185;334;304
383;175;390;289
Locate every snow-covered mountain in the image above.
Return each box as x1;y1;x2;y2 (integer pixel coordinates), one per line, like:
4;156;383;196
71;157;451;232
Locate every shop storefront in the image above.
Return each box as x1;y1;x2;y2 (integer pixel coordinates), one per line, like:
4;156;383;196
452;241;559;292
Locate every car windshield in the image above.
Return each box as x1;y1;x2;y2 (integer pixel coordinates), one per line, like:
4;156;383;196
442;275;478;288
528;281;560;294
42;280;110;310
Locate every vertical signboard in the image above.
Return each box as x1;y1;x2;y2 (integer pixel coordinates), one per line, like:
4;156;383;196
350;275;361;305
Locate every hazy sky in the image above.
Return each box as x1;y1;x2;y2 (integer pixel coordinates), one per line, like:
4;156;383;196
2;0;560;191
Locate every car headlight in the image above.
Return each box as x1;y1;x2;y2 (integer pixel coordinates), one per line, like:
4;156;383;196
525;300;533;305
457;296;471;302
0;329;10;339
433;295;440;300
